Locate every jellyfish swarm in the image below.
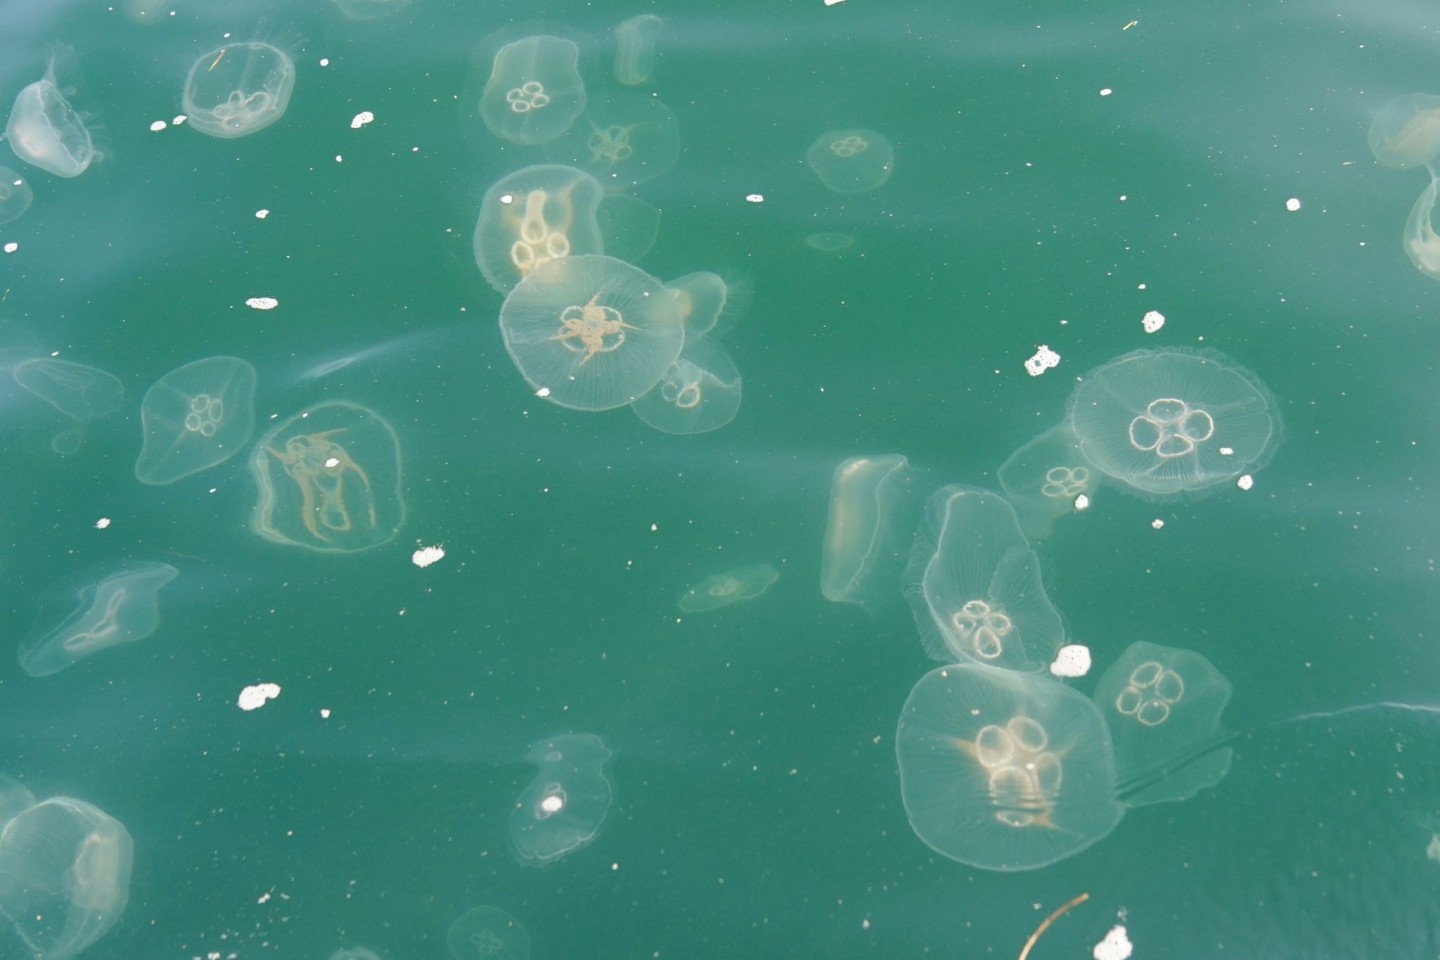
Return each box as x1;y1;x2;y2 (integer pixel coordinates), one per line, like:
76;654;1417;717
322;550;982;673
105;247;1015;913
677;564;779;612
499;254;684;411
480;35;586;146
250;401;406;554
446;906;530;960
1403;174;1440;282
0;796;133;960
613;14;661;86
18;561;179;678
806;128;894;194
631;337;742;436
135;356;257;485
896;663;1124;871
1368;93;1440;170
510;734;614;866
820;454;926;613
1066;348;1281;499
997;420;1097;541
3;53;101;179
0;166;32;224
1094;641;1234;807
474;165;606;295
546;89;680;187
182;42;296;139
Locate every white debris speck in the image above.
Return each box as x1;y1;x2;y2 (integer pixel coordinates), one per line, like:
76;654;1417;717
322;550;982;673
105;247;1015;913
1218;446;1234;456
350;111;375;129
148;120;167;132
1099;88;1113;97
1427;832;1439;862
172;114;187;126
1286;197;1302;212
1142;310;1165;333
540;794;565;814
1151;518;1165;530
257;891;271;905
745;193;764;203
824;0;846;5
535;386;551;398
412;544;445;568
237;683;281;711
319;58;330;67
94;518;111;530
246;297;279;310
335;154;344;163
1074;493;1091;512
255;209;270;219
1024;344;1061;376
320;708;332;719
1237;474;1254;491
1093;925;1133;960
3;243;17;254
1050;644;1092;679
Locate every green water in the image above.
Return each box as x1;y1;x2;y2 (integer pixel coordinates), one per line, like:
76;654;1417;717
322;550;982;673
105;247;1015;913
1;0;1439;957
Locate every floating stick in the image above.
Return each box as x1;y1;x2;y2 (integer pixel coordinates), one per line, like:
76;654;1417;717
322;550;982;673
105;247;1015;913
1016;891;1089;960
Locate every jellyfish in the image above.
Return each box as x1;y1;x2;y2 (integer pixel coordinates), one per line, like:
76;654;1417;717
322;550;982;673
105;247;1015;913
613;14;662;86
804;232;855;253
1094;641;1233;807
331;0;411;21
3;51;102;178
135;356;257;485
896;663;1125;871
0;165;33;224
631;337;743;436
447;906;530;960
806;128;894;194
1066;348;1281;499
1404;173;1440;282
250;401;406;554
1368;93;1440;170
997;420;1098;540
182;42;296;139
903;486;1065;672
0;795;132;960
664;272;730;342
498;254;684;411
677;564;778;612
12;357;123;421
510;733;613;866
328;949;384;960
545;90;679;187
18;561;179;677
473;164;605;295
820;454;927;613
480;35;586;146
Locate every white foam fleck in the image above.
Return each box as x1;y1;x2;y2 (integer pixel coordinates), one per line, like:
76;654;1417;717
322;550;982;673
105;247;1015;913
350;111;375;129
1050;644;1092;679
412;544;445;568
1142;310;1165;333
246;297;279;310
1025;345;1061;377
238;683;281;711
1093;925;1133;960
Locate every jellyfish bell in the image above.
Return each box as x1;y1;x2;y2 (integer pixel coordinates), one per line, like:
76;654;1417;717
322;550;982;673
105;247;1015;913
820;453;929;613
544;88;680;187
182;40;297;139
630;336;742;435
474;164;606;294
509;733;613;866
1403;173;1440;282
3;48;104;178
612;14;662;86
676;564;778;612
1368;93;1440;170
997;420;1098;541
447;906;531;960
806;127;894;194
476;33;587;146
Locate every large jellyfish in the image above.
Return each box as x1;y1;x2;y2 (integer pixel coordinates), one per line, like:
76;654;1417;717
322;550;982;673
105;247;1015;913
182;42;296;139
480;35;586;146
3;51;102;178
1368;93;1440;170
135;356;257;485
509;734;613;866
474;165;605;295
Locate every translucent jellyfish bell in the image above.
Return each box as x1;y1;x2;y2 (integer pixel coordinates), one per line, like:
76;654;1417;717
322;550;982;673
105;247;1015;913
135;356;257;485
480;35;587;146
613;14;662;86
806;128;894;194
1095;641;1234;807
18;561;179;677
1403;173;1440;282
474;164;605;294
498;254;684;411
331;0;411;21
4;52;101;179
997;420;1098;540
182;42;296;139
546;89;680;187
1368;94;1440;170
447;906;531;960
896;663;1125;871
677;564;778;612
1067;348;1281;498
509;734;613;866
820;454;927;612
630;337;742;435
903;486;1065;672
665;272;730;342
12;358;123;421
0;165;33;224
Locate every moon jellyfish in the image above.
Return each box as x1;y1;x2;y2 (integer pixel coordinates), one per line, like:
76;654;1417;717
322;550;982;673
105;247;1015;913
135;356;257;485
18;561;178;677
328;949;384;960
12;358;123;421
182;42;296;139
510;733;614;866
820;454;927;613
3;52;101;179
447;906;530;960
631;337;742;435
331;0;410;21
997;420;1098;540
677;564;778;613
250;401;405;554
0;796;133;960
904;486;1065;672
498;254;684;411
896;663;1124;871
0;166;32;224
474;164;605;294
806;128;894;194
480;35;586;146
1095;641;1233;807
546;90;679;187
804;232;855;253
1403;174;1440;282
613;14;661;86
1368;93;1440;170
1067;348;1281;499
665;272;730;341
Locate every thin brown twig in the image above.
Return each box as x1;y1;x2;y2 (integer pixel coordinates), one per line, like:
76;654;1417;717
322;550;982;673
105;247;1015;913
1016;891;1090;960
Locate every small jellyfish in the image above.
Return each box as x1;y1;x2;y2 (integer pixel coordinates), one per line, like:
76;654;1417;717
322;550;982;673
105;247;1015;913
473;164;606;295
135;356;257;485
1067;348;1281;499
613;14;662;86
806;128;894;194
896;663;1125;871
676;564;778;612
1368;94;1440;170
903;486;1065;672
498;254;684;411
997;420;1098;540
804;231;855;253
250;401;406;554
480;35;586;146
820;454;929;613
18;561;179;678
12;357;123;421
4;52;102;178
546;90;679;187
182;42;296;139
631;337;742;435
1094;641;1233;807
447;906;530;960
664;272;730;342
510;733;613;866
1404;174;1440;282
0;165;33;224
